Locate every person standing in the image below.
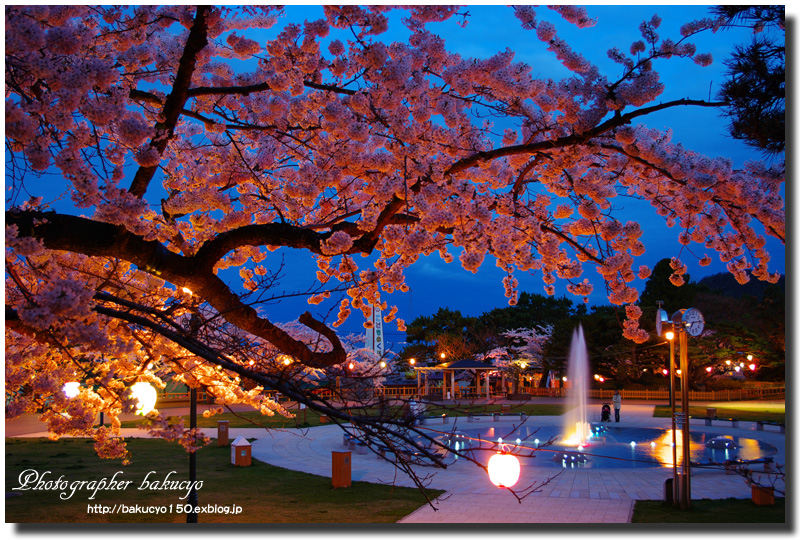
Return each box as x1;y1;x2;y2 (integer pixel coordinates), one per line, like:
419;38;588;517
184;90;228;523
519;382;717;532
613;390;622;422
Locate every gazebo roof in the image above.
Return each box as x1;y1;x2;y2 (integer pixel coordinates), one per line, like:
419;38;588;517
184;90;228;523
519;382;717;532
414;358;495;371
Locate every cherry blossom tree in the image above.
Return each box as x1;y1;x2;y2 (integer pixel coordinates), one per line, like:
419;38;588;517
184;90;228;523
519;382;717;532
5;5;784;489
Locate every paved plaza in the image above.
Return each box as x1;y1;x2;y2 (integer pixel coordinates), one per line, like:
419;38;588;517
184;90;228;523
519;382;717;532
6;400;786;524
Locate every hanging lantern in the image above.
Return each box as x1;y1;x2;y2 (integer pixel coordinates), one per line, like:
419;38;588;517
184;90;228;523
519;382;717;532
130;381;157;415
487;452;520;488
63;381;80;398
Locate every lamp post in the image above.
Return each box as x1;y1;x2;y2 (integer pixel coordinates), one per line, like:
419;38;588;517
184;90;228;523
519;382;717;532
187;312;202;523
669;307;704;510
665;330;678;506
187;386;198;523
678;323;691;509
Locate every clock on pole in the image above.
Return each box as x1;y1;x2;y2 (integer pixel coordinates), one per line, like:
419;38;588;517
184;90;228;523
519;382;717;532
682;307;705;337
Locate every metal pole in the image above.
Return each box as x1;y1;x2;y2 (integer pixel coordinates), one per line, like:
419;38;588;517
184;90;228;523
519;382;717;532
187;387;198;523
669;336;678;506
679;330;692;509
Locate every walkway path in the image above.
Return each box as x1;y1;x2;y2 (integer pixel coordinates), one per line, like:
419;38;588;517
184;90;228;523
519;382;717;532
6;400;786;524
245;402;785;523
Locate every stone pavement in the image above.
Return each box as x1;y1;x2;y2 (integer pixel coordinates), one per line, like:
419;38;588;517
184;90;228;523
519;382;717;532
6;400;786;524
244;402;786;523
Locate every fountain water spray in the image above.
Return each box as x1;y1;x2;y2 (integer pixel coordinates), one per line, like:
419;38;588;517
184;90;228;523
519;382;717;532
562;326;591;446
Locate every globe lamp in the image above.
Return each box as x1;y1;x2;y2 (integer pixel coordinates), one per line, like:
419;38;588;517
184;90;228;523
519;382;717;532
131;381;157;416
487;452;520;488
63;381;80;398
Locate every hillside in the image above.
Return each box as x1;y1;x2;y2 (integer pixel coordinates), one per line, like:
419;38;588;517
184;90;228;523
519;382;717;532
698;272;785;299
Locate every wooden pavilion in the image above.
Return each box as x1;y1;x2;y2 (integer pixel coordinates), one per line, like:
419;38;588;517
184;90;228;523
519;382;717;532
413;358;496;399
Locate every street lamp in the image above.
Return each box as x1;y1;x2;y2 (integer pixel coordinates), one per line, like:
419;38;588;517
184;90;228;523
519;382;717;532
663;322;678;506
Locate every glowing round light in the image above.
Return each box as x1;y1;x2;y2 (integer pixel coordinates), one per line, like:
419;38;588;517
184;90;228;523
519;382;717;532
488;452;520;488
562;376;567;382
534;439;540;446
726;360;731;365
63;381;80;398
594;374;599;380
630;441;636;447
749;364;757;371
497;437;503;443
747;354;754;361
130;382;157;416
735;366;741;372
440;352;446;359
348;362;355;370
706;366;713;372
379;361;386;368
181;287;193;295
599;377;605;383
409;358;416;365
665;331;675;341
516;438;521;445
283;357;292;366
676;369;681;375
650;442;656;448
662;369;669;376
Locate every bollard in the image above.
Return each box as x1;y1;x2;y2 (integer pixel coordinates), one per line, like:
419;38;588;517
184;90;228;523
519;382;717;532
332;451;351;488
217;420;229;446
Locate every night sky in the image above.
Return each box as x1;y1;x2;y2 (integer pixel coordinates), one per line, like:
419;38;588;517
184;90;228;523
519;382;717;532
254;5;786;346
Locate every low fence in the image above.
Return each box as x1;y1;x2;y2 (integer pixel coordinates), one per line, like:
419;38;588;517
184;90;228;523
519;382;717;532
158;385;784;404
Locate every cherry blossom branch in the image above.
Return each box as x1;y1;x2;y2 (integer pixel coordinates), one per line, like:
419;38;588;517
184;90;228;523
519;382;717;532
128;6;211;198
446;98;726;175
187;80;357;98
6;209;347;367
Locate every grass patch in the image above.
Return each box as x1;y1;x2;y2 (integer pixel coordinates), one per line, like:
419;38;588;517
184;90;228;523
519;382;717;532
5;438;443;523
652;406;785;423
632;498;785;523
121;403;567;429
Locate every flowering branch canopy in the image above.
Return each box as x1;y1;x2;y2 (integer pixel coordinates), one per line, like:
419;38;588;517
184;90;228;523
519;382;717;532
5;6;784;458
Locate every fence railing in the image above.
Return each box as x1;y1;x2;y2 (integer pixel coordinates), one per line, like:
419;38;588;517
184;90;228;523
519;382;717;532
158;385;784;403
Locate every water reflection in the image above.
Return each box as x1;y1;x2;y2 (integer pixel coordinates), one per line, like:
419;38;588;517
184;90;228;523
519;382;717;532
453;425;777;469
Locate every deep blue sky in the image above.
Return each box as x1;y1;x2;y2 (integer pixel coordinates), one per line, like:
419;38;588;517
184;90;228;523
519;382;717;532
10;5;785;351
256;5;786;346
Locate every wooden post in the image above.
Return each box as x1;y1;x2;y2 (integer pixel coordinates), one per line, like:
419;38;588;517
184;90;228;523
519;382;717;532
331;451;351;488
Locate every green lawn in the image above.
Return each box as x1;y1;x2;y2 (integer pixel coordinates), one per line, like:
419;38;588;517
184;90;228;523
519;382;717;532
121;403;567;429
5;438;443;523
632;498;786;523
652;405;785;423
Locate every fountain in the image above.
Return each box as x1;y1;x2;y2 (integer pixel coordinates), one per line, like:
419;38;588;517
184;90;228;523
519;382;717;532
562;326;591;446
431;327;777;469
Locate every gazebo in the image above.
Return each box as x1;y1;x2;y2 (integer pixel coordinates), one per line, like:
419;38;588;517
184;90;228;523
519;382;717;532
413;358;496;399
